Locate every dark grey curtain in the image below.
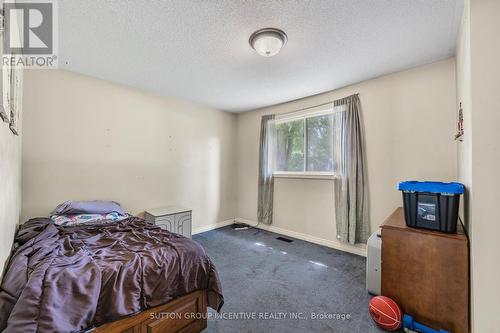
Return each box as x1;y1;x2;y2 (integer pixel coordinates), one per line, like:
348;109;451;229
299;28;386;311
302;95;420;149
333;94;370;244
257;114;276;224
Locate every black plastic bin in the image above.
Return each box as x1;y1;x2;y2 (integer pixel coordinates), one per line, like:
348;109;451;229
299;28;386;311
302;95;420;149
397;181;465;233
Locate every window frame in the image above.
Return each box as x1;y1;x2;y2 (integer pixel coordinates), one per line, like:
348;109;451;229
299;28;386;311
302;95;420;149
273;103;338;179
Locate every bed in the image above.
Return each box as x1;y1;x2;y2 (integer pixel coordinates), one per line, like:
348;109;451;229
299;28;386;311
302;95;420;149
0;216;223;333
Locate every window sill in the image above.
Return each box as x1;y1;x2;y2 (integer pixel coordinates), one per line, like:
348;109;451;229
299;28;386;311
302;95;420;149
273;173;338;180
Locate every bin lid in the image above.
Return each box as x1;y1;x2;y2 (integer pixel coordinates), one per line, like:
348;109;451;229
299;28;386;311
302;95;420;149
397;181;465;194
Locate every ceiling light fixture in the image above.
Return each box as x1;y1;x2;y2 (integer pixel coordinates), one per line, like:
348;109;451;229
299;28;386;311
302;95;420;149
249;28;287;57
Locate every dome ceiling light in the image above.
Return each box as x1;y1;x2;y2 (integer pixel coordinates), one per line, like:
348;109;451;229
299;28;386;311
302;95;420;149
249;28;288;57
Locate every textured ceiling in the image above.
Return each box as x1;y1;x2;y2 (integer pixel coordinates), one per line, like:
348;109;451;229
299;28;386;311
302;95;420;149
59;0;463;112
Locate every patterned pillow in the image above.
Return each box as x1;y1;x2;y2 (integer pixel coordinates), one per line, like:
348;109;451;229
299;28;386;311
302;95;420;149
51;212;128;226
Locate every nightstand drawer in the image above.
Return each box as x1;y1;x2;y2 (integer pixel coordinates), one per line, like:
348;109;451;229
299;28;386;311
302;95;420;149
155;216;175;232
173;212;192;238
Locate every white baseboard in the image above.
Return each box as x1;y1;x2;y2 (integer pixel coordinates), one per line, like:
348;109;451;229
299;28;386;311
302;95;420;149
192;217;367;257
235;218;367;257
192;219;235;235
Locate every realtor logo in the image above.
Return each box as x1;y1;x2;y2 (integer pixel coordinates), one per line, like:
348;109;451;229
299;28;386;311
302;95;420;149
2;0;58;68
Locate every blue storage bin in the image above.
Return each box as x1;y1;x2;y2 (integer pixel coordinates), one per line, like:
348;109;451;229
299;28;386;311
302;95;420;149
397;181;465;233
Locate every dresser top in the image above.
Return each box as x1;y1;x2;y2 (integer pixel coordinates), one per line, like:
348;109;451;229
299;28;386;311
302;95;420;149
145;205;191;217
382;207;467;241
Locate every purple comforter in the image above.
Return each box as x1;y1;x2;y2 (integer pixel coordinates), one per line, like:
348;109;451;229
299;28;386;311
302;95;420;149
0;217;223;333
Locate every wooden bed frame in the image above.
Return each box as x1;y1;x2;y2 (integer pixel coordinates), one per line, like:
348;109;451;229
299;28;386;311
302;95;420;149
92;290;207;333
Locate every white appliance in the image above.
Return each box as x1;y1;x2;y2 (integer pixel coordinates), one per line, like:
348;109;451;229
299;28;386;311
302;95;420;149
366;228;382;295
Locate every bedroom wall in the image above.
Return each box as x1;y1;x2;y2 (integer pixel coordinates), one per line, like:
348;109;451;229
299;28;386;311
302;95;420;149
21;70;237;232
456;0;471;232
457;0;500;331
0;96;22;276
235;59;457;254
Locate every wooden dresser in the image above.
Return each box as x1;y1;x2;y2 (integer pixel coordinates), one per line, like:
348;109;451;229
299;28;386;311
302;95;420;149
381;207;469;333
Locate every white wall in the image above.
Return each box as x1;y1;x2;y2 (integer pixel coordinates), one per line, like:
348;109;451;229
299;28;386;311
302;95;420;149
0;96;22;276
21;70;237;231
236;59;457;253
457;0;500;331
456;0;472;232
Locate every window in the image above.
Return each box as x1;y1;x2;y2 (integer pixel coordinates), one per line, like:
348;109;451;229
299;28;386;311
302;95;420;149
274;105;336;177
276;119;304;172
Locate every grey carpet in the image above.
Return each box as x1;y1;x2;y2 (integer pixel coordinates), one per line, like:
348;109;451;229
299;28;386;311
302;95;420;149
193;226;388;333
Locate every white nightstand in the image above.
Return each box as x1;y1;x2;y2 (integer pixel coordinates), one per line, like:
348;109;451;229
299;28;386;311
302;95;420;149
144;206;192;238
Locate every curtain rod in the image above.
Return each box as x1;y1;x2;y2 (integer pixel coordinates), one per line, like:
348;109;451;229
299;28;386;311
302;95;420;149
274;93;358;118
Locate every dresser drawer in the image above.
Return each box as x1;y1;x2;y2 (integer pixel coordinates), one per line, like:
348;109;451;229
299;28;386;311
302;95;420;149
92;290;207;333
141;292;202;333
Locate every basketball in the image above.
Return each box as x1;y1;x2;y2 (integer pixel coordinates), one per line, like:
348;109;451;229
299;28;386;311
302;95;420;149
368;296;402;331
